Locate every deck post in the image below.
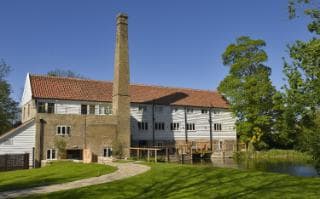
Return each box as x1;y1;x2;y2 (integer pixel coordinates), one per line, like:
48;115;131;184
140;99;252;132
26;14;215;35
155;150;157;163
165;148;169;162
137;149;140;160
147;150;150;162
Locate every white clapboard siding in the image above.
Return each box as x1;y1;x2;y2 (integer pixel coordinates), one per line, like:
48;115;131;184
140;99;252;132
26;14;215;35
131;104;236;142
32;99;237;142
20;73;32;106
0;121;36;167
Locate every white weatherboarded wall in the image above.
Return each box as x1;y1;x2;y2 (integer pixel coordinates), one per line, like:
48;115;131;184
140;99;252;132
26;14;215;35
0;121;36;167
20;73;32;106
130;104;237;143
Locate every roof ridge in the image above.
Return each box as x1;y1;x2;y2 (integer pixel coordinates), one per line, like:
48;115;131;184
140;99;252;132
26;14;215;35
131;82;218;93
0;119;35;141
29;74;114;84
30;74;218;93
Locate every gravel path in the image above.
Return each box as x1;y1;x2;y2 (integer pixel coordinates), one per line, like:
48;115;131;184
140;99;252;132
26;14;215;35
0;162;150;199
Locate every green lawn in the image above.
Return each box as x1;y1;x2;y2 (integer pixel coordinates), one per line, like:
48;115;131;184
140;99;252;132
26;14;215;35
0;161;116;192
23;162;320;199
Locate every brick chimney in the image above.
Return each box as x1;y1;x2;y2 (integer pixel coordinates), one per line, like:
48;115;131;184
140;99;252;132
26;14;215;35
112;13;131;157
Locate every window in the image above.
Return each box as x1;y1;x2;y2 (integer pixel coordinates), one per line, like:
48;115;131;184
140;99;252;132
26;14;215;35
171;107;178;113
214;123;222;131
37;102;46;113
201;109;208;114
81;104;87;115
47;103;55;114
3;138;13;145
155;106;163;113
138;122;148;130
187;108;193;113
56;125;71;136
138;105;147;112
213;110;221;114
99;104;112;115
170;123;180;130
103;148;112;157
155;122;165;130
47;149;56;160
186;123;195;131
89;105;95;115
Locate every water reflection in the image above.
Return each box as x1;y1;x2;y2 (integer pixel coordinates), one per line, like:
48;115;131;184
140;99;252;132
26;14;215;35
191;157;319;177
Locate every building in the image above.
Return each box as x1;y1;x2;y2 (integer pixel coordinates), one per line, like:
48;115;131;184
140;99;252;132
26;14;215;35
0;14;236;167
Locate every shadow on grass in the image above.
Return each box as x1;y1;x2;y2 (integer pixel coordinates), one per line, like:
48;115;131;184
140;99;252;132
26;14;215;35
23;163;320;199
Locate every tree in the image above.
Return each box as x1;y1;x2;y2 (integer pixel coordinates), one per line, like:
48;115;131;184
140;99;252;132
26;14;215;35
47;69;85;79
289;0;320;34
282;0;320;159
54;137;67;159
218;36;276;150
0;60;18;135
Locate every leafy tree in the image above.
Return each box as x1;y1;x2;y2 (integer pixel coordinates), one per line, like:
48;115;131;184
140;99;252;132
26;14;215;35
0;60;18;135
218;36;276;150
54;137;67;159
282;0;320;159
47;69;85;78
289;0;320;34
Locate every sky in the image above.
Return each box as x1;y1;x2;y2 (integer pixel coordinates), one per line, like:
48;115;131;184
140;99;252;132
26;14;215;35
0;0;314;101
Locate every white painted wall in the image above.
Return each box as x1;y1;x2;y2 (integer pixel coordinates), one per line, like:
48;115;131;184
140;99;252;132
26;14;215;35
33;99;237;143
130;104;237;142
36;99;112;115
20;73;32;106
0;121;36;167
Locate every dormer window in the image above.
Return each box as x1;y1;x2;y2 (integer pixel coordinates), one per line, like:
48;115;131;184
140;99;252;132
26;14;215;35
47;103;55;114
187;108;193;113
138;105;147;112
201;109;208;114
89;105;95;115
37;102;46;113
81;104;87;115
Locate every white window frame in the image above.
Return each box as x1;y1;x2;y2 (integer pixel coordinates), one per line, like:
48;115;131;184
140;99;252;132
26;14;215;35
138;105;147;112
186;123;196;131
187;108;194;113
201;109;208;114
138;122;148;130
103;147;113;157
56;125;71;136
98;104;112;115
47;149;57;160
170;122;180;131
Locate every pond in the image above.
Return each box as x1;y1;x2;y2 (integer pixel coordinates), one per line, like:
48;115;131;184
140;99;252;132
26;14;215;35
192;157;319;177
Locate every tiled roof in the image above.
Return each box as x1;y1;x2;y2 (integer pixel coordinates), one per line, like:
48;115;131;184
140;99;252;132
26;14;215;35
29;75;229;108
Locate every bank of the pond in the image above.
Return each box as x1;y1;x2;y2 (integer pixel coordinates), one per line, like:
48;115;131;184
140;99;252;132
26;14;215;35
235;149;312;162
24;162;320;199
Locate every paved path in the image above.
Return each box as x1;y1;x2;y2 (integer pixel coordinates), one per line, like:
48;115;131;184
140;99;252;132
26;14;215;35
0;162;150;199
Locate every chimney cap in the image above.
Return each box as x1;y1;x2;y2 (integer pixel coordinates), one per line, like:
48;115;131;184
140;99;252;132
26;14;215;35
117;13;128;19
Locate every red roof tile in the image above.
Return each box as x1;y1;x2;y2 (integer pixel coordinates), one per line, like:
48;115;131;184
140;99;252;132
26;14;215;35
29;75;229;108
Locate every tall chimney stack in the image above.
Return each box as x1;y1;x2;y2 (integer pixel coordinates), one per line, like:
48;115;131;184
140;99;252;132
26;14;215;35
112;13;131;157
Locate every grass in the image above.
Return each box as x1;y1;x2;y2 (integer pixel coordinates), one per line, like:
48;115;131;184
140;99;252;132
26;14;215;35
23;162;320;199
0;161;116;192
235;149;312;163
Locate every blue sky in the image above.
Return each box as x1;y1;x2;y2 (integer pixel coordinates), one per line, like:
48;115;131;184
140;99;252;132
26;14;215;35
0;0;314;101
